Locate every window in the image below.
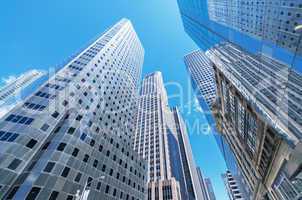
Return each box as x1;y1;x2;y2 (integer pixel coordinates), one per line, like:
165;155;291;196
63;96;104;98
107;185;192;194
26;139;37;149
87;177;93;187
105;185;110;194
8;159;21;170
66;195;73;200
67;127;76;135
72;148;79;157
44;162;55;173
76;115;83;121
6;186;19;199
90;139;95;147
25;187;41;200
62;100;68;106
99;145;103;152
51;111;59;118
102;164;106;172
5;114;34;125
83;154;89;162
57;143;66;151
61;167;70;178
80;133;87;141
49;191;59;200
97;182;102;190
40;123;49;131
1;132;19;142
75;172;82;182
93;160;98;168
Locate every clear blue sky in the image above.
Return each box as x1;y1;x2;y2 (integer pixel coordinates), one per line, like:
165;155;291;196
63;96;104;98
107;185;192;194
0;0;228;199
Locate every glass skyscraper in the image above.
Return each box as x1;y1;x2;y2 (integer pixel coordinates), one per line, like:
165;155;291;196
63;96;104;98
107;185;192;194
179;0;302;199
207;0;302;55
0;19;147;200
207;42;302;199
177;0;302;73
184;49;251;199
134;71;204;200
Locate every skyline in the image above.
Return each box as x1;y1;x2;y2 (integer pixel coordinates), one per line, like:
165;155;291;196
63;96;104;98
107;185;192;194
3;0;302;199
0;1;229;199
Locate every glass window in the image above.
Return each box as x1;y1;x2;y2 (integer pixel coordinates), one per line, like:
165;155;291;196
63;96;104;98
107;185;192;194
25;187;41;200
61;167;70;178
7;159;21;170
26;139;37;149
43;162;55;173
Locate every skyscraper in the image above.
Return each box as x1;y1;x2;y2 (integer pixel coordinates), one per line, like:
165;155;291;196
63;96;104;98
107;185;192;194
184;50;216;109
204;178;216;200
134;71;204;200
0;70;46;118
196;167;212;200
222;171;244;200
184;49;250;199
206;42;302;199
0;19;147;200
207;0;302;55
0;70;45;103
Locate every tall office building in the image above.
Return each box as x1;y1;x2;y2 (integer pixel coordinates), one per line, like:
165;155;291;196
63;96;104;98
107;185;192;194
0;70;46;118
222;171;244;200
205;42;302;199
184;50;216;109
207;0;302;54
204;178;216;200
0;19;148;200
134;71;204;200
184;49;251;199
196;167;212;200
0;70;45;103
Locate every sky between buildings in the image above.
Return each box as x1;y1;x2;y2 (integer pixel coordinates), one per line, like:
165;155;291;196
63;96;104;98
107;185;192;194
0;0;229;199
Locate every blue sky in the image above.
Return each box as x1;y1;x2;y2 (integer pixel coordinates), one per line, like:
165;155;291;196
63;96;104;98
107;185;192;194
0;0;228;199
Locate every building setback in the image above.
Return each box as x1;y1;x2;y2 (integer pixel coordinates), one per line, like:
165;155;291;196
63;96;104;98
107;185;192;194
0;19;147;200
133;71;204;200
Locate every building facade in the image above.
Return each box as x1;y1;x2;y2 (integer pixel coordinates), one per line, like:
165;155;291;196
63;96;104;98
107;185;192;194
207;0;302;55
134;72;204;200
0;70;46;118
222;171;244;200
184;50;216;109
196;167;212;200
206;42;302;199
185;49;251;199
204;178;216;200
0;19;147;200
0;70;45;103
